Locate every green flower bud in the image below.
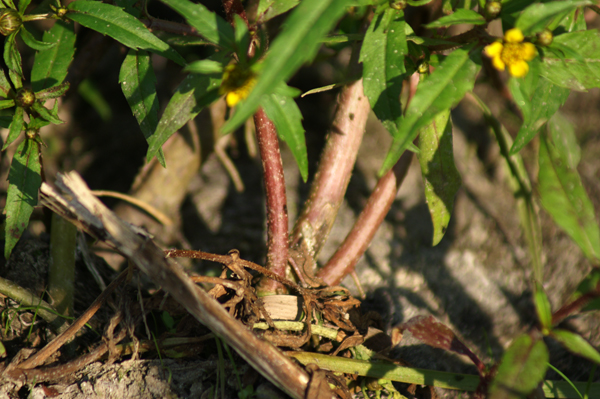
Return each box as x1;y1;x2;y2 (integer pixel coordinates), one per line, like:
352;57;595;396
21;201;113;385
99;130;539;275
389;0;407;11
537;29;553;46
15;88;35;108
0;8;22;36
485;1;501;20
56;7;68;18
417;61;429;74
25;129;37;140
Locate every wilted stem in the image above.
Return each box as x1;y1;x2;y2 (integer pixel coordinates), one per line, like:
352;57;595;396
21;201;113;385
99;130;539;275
318;151;413;286
254;108;289;293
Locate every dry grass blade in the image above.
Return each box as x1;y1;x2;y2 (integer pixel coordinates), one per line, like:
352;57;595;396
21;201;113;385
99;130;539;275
39;172;312;399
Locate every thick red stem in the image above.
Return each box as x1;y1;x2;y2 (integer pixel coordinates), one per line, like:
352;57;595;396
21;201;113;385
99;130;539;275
317;152;413;286
254;108;289;292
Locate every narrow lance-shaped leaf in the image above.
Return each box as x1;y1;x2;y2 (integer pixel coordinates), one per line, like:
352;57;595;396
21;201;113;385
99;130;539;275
381;44;481;173
4;32;23;84
538;132;600;261
508;59;570;155
2;106;24;151
515;0;592;36
260;93;308;181
550;329;600;365
0;67;12;97
19;26;56;51
159;0;234;51
533;282;552;332
222;0;350;134
119;50;164;165
31;102;63;125
489;334;549;399
539;30;600;91
360;8;407;139
424;9;485;28
418;109;461;246
257;0;300;22
146;73;222;164
67;0;185;65
4;138;42;259
31;20;76;92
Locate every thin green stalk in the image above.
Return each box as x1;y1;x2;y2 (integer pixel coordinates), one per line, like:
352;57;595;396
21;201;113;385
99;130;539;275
49;212;77;322
584;364;597;399
547;363;583;399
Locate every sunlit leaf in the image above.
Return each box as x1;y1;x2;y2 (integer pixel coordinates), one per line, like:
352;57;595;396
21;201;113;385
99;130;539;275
538;132;600;261
31;102;63;125
260;93;308;181
67;0;185;65
489;334;549;399
4;139;42;259
418;109;461;246
19;26;56;51
0;68;11;97
381;44;480;173
360;8;407;140
2;107;24;151
547;112;580;169
146;73;222;164
31;20;76;92
222;0;350;134
425;9;485;28
551;329;600;365
119;50;164;165
533;282;552;331
4;32;23;85
515;0;591;36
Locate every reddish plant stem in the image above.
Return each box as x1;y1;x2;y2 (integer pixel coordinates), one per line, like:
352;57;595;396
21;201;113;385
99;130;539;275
222;0;248;26
254;108;289;293
317;151;413;286
551;287;600;326
289;79;370;269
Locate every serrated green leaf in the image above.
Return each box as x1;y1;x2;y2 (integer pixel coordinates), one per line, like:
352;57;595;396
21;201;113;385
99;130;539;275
159;0;234;51
19;26;56;51
508;60;570;155
551;329;600;364
67;0;185;65
36;82;71;101
4;32;23;84
31;20;76;92
360;8;407;139
146;73;222;164
31;101;63;125
515;0;591;36
425;9;485;28
489;334;549;399
27;115;51;131
539;30;600;91
417;109;461;246
381;44;480;173
119;50;164;165
534;282;552;331
184;59;224;75
258;0;300;21
0;99;15;110
547;112;579;169
2;106;24;151
0;67;11;98
538;132;600;261
260;93;308;181
4;138;42;259
222;0;350;134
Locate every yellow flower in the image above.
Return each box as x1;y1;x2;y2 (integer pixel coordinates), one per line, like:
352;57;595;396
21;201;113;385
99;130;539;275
220;63;257;107
484;28;537;78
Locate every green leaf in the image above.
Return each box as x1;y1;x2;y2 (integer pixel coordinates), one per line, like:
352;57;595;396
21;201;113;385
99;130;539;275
36;82;71;101
258;0;300;21
18;0;31;13
538;132;600;261
159;0;234;51
67;0;185;65
381;44;481;173
533;282;552;331
547;112;580;169
417;109;461;246
0;68;11;97
233;14;250;65
515;0;592;36
184;59;224;75
19;26;56;51
408;0;433;5
0;99;15;110
551;329;600;365
2;106;24;151
31;20;76;92
31;101;64;125
78;79;112;121
222;0;350;134
508;61;570;155
146;73;222;164
4;32;23;84
360;8;407;140
4;138;42;259
119;49;164;165
570;268;600;311
424;9;485;28
260;93;308;182
539;30;600;91
489;334;549;399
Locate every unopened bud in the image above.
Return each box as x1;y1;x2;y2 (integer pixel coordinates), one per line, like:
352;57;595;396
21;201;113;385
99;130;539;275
15;88;35;108
417;61;429;74
0;8;22;36
537;29;553;46
485;1;501;20
389;0;407;11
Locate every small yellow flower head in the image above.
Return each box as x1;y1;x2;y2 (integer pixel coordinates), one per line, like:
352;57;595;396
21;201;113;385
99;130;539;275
484;28;537;78
220;63;257;107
